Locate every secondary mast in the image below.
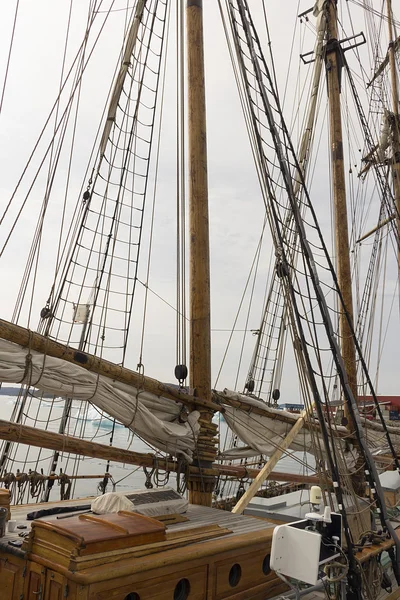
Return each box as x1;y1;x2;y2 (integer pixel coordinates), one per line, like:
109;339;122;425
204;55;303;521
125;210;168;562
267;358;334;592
186;0;216;506
325;0;358;422
386;0;400;268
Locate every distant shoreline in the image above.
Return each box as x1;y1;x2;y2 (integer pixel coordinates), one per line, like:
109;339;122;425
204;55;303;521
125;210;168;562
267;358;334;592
0;387;53;398
0;387;19;396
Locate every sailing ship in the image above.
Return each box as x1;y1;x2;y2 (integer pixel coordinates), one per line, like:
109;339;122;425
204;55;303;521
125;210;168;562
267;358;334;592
0;0;399;598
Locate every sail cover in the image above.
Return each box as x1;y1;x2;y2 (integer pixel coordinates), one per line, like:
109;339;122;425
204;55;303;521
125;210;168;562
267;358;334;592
218;390;400;467
0;339;200;461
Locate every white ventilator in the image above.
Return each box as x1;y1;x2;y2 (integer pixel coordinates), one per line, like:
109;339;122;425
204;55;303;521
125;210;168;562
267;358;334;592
270;486;342;585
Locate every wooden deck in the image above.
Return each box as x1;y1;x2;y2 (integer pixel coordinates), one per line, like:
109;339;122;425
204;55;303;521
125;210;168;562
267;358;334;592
3;494;276;542
1;496;399;600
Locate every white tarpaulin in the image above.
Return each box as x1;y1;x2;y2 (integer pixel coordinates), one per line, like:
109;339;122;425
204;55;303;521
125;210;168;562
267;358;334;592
0;338;200;461
91;492;134;514
91;488;188;517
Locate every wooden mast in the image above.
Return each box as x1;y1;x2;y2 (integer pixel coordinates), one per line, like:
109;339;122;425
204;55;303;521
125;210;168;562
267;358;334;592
325;0;358;424
386;0;400;269
186;0;216;506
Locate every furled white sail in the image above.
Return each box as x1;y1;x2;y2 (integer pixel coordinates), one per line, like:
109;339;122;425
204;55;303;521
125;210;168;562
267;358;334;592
0;338;200;461
218;390;400;468
220;395;320;457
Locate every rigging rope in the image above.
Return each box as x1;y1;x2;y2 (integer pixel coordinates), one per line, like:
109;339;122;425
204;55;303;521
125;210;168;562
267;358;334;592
225;0;400;586
0;0;20;116
40;0;169;369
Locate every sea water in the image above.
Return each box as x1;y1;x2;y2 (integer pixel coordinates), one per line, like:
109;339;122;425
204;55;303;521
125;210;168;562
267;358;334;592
0;395;314;503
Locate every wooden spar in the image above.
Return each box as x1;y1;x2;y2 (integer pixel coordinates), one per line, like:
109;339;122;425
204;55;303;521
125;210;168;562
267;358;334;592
386;0;400;270
0;420;320;485
231;407;311;514
217;464;322;485
0;419;173;470
387;0;400;122
292;4;326;198
368;35;400;86
356;213;395;243
0;474;111;482
186;0;211;405
99;0;145;156
325;1;358;422
0;318;220;413
186;0;215;507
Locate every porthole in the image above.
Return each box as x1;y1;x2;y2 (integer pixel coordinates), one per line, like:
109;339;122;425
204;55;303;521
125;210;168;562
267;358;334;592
262;554;271;576
228;563;242;587
124;594;140;600
174;578;191;600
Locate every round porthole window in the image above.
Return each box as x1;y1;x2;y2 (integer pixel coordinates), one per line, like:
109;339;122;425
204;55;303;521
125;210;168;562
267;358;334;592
262;554;271;576
174;578;191;600
228;563;242;587
124;594;140;600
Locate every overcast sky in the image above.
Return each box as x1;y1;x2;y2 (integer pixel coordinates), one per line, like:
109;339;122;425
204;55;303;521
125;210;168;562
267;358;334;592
0;0;398;403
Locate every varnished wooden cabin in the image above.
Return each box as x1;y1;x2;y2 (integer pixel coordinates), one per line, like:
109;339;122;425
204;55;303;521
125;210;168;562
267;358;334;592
0;499;287;600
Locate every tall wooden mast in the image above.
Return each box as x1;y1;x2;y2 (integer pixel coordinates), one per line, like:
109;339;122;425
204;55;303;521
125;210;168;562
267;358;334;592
386;0;400;268
186;0;216;506
325;0;358;422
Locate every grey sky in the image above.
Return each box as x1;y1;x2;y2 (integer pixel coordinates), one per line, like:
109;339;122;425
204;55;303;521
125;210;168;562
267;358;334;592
0;0;398;404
